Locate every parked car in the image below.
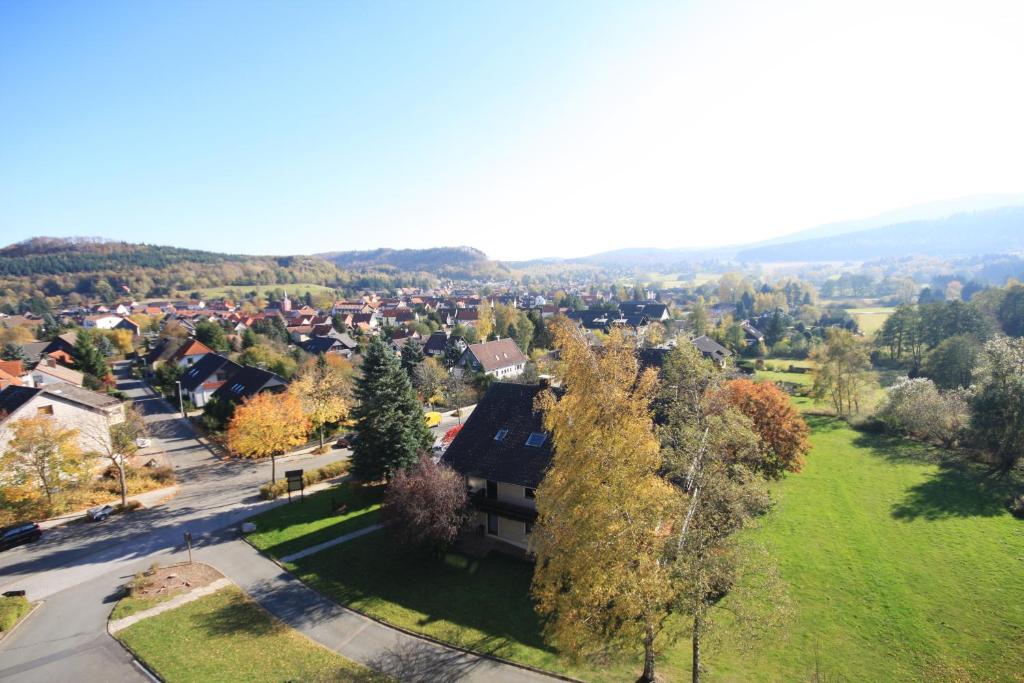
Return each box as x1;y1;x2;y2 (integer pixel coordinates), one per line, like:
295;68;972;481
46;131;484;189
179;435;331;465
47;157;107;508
87;504;115;522
333;435;352;449
424;411;442;428
135;437;151;448
0;522;42;551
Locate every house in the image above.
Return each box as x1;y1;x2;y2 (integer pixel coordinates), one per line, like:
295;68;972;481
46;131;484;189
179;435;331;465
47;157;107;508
457;338;528;379
179;353;242;408
0;360;28;390
82;314;124;330
145;337;215;370
302;334;356;357
422;331;450;358
691;335;732;367
442;382;555;550
16;341;52;365
210;365;287;404
0;383;123;454
30;357;85;388
43;332;79;359
740;321;765;347
618;301;670;322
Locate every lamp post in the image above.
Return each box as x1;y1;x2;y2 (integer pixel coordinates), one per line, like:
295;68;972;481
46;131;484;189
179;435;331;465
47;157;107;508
175;380;186;418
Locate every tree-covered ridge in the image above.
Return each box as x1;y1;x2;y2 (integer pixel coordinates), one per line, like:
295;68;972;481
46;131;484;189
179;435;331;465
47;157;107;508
318;246;509;280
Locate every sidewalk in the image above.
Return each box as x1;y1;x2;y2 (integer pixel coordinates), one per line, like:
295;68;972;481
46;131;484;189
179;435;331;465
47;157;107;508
207;537;565;683
37;485;180;530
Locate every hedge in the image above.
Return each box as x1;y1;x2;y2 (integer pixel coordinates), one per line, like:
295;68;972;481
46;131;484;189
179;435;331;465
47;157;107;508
0;595;31;632
258;461;349;500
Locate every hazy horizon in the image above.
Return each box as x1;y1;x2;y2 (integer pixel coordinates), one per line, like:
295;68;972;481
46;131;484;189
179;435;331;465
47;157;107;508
4;1;1024;260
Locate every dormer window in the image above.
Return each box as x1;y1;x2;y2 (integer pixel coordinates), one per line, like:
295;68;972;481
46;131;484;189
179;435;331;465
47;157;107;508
525;432;547;448
494;429;509;442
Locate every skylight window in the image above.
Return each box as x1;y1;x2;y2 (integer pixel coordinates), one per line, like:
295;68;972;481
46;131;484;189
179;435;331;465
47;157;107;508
525;432;547;447
494;429;509;442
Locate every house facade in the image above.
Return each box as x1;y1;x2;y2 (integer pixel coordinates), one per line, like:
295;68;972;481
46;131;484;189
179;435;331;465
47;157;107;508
0;384;124;455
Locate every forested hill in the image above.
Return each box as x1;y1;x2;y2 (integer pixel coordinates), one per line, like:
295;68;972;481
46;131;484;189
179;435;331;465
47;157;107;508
317;246;508;280
0;237;347;302
736;205;1024;262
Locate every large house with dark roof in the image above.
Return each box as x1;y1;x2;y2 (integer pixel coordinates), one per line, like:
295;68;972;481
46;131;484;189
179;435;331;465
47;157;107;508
457;338;528;379
210;365;287;404
180;353;242;407
442;382;555;550
691;335;732;367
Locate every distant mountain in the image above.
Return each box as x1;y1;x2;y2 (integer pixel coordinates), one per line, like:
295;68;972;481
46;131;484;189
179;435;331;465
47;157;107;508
736;205;1024;262
317;246;507;279
570;246;734;268
755;193;1024;247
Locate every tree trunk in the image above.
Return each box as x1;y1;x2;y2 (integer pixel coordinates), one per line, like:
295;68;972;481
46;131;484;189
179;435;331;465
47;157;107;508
319;426;325;450
692;609;702;683
271;453;277;483
637;623;657;682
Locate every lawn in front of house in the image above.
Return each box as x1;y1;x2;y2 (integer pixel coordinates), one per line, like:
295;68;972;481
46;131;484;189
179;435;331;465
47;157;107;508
116;586;386;682
245;483;384;559
286;418;1024;683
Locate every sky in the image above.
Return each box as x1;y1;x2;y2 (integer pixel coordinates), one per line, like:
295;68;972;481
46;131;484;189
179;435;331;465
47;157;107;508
3;0;1024;261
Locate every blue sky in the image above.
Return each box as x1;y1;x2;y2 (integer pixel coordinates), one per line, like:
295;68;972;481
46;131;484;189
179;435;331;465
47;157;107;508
3;1;1024;260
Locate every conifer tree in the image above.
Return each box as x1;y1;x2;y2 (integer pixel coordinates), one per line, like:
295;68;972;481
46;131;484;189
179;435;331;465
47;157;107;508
351;336;433;481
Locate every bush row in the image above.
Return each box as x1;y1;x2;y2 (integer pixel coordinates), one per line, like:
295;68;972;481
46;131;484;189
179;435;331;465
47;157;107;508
258;461;349;500
0;595;31;632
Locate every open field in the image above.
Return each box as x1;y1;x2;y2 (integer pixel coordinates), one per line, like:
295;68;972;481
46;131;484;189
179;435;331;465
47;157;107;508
275;417;1024;682
847;306;895;336
116;586;385;682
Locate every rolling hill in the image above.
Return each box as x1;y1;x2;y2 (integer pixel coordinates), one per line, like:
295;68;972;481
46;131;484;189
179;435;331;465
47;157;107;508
317;246;508;280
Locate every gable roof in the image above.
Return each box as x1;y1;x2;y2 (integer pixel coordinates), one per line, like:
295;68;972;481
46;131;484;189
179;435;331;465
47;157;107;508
423;331;449;355
463;338;528;372
172;338;215;361
32;361;85;386
0;383;121;422
180;353;241;392
210;365;287;402
691;335;731;361
302;336;346;355
442;382;555;489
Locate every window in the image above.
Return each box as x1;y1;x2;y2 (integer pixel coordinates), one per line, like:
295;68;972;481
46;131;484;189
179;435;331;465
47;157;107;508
36;405;54;416
525;432;547;448
494;429;508;442
524;488;535;499
486;480;497;499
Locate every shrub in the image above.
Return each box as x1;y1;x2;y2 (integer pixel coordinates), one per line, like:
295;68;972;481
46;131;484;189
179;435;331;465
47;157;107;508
0;595;31;632
147;465;175;485
1009;494;1024;519
258;461;349;499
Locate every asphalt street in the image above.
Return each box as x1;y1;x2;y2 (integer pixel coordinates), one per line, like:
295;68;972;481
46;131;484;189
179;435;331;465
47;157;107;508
0;362;347;683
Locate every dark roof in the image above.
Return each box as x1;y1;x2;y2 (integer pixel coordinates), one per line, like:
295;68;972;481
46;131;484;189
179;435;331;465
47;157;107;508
210;365;287;402
302;336;345;355
18;341;51;364
692;335;731;361
567;309;612;330
442;382;555;489
0;385;38;416
423;331;448;355
180;353;241;392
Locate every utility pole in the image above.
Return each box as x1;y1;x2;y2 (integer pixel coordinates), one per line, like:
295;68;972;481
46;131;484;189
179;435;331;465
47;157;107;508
175;380;186;418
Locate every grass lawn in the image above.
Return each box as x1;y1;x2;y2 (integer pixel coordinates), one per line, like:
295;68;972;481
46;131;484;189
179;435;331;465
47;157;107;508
286;419;1024;682
246;483;384;559
117;586;386;682
847;306;894;336
110;594;175;620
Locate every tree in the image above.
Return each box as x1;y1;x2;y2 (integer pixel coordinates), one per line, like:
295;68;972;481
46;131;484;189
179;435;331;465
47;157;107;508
72;330;108;379
381;455;470;552
194;320;229;352
644;321;666;348
475;300;494;340
811;329;874;416
1;341;27;362
1;416;89;507
412;357;446;404
689;299;709;337
443;368;473;412
920;335;980;390
291;355;351;450
969;336;1024;474
400;338;425;375
227;391;309;483
718;379;810;479
85;405;147;506
997;284;1024;337
351;337;433;482
877;377;969;447
532;321;683;682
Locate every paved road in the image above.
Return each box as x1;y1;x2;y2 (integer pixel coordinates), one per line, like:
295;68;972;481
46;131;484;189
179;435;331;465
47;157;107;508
0;362;346;683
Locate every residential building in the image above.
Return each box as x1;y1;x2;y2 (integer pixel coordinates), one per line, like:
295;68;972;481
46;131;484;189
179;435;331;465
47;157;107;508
30;358;85;388
457;338;528;379
0;383;124;454
179;353;242;407
210;365;287;404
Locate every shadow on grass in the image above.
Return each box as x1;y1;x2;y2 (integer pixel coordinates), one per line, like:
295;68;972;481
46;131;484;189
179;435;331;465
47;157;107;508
850;426;938;465
192;592;284;638
890;460;1020;521
294;530;555;661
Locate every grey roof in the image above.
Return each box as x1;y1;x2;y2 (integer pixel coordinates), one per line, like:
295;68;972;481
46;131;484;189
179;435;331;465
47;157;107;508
691;335;731;361
180;353;241;392
442;382;556;489
18;341;51;364
210;365;287;402
0;383;121;419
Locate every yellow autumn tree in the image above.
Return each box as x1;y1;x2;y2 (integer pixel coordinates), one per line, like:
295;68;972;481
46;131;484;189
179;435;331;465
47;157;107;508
532;319;683;682
475;299;494;340
1;416;89;509
291;354;352;450
227;391;309;483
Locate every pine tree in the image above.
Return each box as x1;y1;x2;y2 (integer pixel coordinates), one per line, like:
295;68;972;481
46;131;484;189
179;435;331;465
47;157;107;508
351;336;434;481
400;338;425;375
72;331;108;379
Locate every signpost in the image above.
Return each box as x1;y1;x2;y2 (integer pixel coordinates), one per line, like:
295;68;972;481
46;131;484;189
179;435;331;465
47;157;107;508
285;469;304;502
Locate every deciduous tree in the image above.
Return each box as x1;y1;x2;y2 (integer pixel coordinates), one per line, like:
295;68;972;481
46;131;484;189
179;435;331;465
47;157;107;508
84;404;147;506
969;336;1024;474
718;379;810;478
381;455;469;552
227;391;309;483
532;320;682;682
811;329;874;416
291;354;351;450
412;357;446;404
1;416;89;507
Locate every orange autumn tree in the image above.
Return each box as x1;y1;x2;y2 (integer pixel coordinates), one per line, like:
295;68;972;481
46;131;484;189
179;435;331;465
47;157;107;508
227;391;309;483
718;378;810;478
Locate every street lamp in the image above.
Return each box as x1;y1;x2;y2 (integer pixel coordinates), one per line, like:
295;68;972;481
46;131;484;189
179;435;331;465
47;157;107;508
175;380;186;418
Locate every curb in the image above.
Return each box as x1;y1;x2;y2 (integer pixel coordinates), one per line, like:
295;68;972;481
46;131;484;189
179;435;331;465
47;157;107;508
238;534;584;683
0;600;43;645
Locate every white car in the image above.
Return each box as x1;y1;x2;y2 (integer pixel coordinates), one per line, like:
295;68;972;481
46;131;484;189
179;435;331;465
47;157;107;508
87;504;115;522
135;437;151;448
